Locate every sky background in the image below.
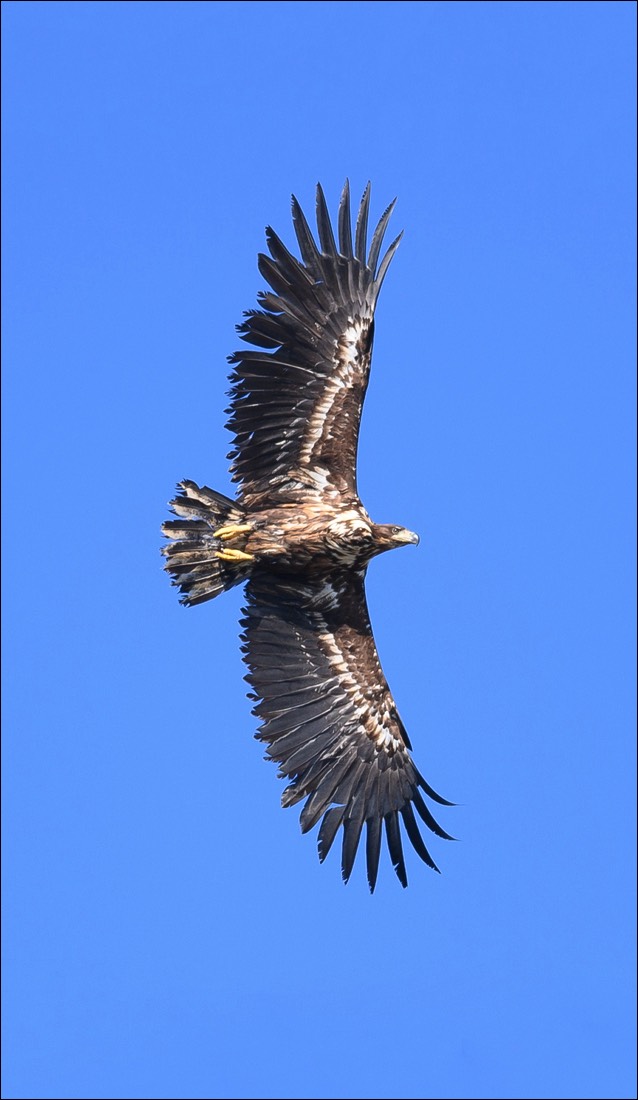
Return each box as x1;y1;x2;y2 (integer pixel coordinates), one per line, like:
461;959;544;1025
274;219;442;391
2;3;636;1099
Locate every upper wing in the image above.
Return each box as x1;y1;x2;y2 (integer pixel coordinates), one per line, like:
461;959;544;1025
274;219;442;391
241;571;453;891
226;181;402;508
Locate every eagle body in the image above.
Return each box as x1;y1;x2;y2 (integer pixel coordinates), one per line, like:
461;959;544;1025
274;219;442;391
162;183;453;890
221;502;419;574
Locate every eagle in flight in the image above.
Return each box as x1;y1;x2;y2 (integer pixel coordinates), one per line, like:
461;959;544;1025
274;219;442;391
162;182;453;890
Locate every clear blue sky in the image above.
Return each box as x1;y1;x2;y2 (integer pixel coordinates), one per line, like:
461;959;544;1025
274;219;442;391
2;3;636;1098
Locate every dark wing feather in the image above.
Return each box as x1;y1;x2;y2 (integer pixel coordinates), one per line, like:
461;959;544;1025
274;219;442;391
227;181;403;508
240;571;453;891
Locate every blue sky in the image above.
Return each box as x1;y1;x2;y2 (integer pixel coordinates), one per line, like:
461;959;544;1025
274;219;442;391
2;2;636;1098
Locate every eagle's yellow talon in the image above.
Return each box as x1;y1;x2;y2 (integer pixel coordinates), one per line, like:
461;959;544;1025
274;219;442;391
213;523;253;541
215;548;254;563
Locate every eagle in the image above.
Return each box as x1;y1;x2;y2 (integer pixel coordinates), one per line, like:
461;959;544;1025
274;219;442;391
162;181;453;890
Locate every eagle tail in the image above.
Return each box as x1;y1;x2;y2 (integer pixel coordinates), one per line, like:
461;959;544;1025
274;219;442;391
161;480;252;606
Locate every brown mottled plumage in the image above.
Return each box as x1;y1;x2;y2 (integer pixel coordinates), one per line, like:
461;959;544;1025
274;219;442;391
162;182;453;890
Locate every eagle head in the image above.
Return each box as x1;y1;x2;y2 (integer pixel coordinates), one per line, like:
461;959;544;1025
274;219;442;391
372;524;420;553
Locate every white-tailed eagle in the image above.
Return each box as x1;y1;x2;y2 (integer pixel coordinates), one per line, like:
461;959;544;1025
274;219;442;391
162;182;453;890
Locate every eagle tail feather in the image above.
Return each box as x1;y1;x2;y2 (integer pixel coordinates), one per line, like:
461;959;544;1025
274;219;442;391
161;480;252;606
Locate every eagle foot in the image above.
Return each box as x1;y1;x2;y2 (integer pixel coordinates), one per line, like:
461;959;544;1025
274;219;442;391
213;523;253;541
215;548;254;563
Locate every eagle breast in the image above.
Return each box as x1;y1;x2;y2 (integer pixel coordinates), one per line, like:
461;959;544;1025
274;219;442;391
324;509;374;565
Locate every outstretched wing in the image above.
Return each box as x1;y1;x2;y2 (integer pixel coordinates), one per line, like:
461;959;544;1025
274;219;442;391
241;572;453;891
226;181;402;508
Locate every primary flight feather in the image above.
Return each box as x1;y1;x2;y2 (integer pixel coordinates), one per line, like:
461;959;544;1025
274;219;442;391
162;181;453;890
